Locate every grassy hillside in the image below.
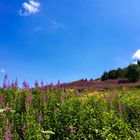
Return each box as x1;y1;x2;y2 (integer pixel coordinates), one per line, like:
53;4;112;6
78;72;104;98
63;79;140;93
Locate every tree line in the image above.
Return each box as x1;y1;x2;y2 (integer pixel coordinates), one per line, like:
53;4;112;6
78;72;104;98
101;60;140;82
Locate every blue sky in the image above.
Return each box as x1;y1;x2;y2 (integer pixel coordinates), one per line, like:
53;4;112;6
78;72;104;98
0;0;140;86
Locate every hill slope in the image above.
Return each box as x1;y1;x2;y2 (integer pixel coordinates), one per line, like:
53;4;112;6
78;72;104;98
63;79;140;90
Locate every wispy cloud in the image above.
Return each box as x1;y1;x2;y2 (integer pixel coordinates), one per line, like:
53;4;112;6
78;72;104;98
1;69;6;74
35;27;43;31
33;20;65;32
132;49;140;59
52;20;64;29
19;0;40;16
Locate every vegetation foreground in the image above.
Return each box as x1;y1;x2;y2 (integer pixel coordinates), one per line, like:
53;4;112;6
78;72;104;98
0;81;140;140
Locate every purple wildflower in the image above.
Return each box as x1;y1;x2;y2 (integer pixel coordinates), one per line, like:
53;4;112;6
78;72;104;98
109;92;115;100
69;127;76;133
3;80;7;89
55;85;59;91
46;86;50;92
50;81;53;86
34;80;39;88
15;79;18;87
117;101;121;111
25;95;33;104
11;81;15;89
64;88;68;94
57;80;61;87
42;94;46;101
21;125;26;133
4;125;12;140
0;94;4;105
61;85;65;92
37;114;43;124
22;81;29;89
7;81;11;89
122;104;126;112
41;81;44;88
4;73;8;80
29;88;33;92
102;94;106;100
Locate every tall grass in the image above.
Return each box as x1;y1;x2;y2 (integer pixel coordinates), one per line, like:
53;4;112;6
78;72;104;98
0;79;140;139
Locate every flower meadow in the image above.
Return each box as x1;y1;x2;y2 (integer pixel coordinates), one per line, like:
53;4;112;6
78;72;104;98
0;77;140;139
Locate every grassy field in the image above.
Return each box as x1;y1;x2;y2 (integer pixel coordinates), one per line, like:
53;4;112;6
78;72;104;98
0;85;140;140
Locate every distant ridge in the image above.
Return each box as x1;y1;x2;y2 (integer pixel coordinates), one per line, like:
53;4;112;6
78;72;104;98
63;79;140;91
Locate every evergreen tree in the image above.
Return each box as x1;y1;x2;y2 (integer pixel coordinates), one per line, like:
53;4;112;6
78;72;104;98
126;64;140;82
101;72;108;81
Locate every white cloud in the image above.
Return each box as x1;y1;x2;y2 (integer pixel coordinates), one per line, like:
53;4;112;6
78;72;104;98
19;0;40;16
132;49;140;59
132;61;137;64
29;0;40;7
